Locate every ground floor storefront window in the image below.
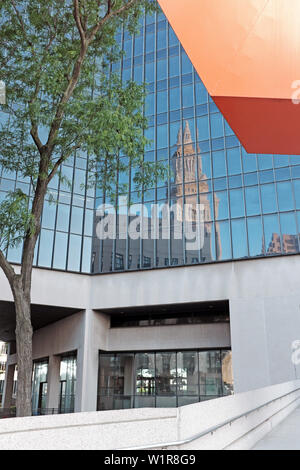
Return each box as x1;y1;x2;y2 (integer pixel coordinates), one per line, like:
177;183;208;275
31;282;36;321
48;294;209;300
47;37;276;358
31;354;77;415
32;360;48;415
97;349;233;411
59;354;77;414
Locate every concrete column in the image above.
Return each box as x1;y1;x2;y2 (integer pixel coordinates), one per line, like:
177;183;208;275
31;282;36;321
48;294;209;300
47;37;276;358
75;310;110;413
2;364;15;410
76;343;99;413
230;298;270;393
47;355;61;411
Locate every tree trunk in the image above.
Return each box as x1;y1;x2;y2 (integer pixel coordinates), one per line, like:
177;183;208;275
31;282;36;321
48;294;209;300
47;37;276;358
12;278;33;417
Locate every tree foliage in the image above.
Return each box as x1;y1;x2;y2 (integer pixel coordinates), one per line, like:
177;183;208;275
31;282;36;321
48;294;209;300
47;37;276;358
0;0;167;417
0;0;162;252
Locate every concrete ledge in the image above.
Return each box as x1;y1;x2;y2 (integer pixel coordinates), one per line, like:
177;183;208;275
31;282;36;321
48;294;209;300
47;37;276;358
0;380;300;450
0;408;178;450
176;380;300;450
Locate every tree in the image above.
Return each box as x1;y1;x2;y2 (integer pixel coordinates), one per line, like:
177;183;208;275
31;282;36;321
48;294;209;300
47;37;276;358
0;0;164;417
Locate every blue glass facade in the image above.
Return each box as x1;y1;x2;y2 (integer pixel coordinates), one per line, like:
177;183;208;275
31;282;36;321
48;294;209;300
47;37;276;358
1;5;300;274
0;151;95;273
93;7;300;273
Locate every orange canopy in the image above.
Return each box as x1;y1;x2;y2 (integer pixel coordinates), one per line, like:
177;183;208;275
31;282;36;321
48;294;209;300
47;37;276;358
158;0;300;155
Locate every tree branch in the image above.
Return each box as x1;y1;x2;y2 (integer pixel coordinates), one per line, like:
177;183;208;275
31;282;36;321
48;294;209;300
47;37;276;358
30;126;43;154
11;0;35;54
21;152;49;296
47;144;81;183
74;0;86;44
87;0;138;43
0;249;16;286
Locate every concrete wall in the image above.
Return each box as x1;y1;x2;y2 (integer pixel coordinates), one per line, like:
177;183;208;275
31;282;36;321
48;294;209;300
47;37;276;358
0;380;299;450
89;255;300;393
108;323;231;351
1;254;300;403
6;310;229;411
0;265;90;308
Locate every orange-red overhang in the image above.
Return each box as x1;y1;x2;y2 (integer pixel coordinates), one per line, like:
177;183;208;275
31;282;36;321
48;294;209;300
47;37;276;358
158;0;300;155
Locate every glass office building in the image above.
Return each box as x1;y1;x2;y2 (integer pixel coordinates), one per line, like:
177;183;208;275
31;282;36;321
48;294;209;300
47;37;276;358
93;7;300;273
2;3;300;416
1;6;300;275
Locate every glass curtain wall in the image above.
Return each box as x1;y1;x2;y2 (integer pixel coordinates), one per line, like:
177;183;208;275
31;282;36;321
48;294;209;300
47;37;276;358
32;360;48;415
1;3;300;274
92;5;300;274
97;350;233;411
59;354;77;414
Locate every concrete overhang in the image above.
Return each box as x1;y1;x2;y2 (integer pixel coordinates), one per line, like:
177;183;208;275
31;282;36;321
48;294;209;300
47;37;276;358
158;0;300;155
0;301;82;342
95;299;229;317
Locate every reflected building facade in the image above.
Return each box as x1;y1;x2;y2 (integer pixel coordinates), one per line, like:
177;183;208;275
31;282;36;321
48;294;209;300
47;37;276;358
92;120;222;272
91;10;300;275
266;233;300;255
170;120;221;263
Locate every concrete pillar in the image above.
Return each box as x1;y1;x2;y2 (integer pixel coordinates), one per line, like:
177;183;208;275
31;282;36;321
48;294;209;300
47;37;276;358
47;355;61;411
76;344;99;413
2;364;15;410
75;309;110;413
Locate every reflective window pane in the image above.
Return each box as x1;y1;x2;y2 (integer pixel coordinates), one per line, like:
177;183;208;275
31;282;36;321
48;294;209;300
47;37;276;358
221;351;234;396
264;214;281;254
59;355;77;414
177;351;199;396
156;352;177;399
32;360;48;414
210;113;223;139
217;220;232;260
245;186;261;216
57;204;70;232
199;351;223;398
277;181;294;212
227;148;241;176
135;353;155;407
212;151;226;178
53;232;68;270
38;229;54;268
280;212;299;254
67;234;82;271
229;189;245;218
231;219;248;258
98;349;232;410
261;184;278;214
248;217;264;257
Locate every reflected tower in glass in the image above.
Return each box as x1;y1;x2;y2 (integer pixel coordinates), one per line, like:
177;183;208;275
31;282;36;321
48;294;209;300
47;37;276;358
91;5;300;274
0;4;299;275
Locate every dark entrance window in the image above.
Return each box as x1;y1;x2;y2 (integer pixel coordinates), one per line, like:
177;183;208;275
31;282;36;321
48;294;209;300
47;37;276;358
32;360;48;415
97;349;233;411
59;354;77;414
